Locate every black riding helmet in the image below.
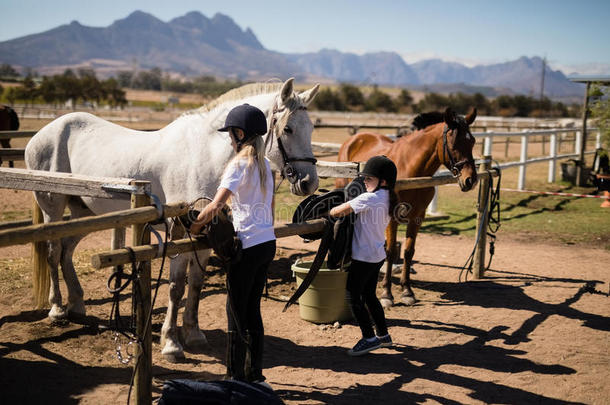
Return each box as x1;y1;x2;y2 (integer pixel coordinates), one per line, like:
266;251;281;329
359;155;397;189
218;103;267;147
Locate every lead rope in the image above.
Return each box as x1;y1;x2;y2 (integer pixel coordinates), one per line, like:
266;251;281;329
458;165;502;282
102;192;169;405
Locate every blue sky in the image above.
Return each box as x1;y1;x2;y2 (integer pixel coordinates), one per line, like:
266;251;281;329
1;0;609;74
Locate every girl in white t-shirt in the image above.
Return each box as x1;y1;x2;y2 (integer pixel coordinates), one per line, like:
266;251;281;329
330;155;398;356
190;104;275;385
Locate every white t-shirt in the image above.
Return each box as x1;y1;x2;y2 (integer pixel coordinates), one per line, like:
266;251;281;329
348;189;390;263
218;157;275;249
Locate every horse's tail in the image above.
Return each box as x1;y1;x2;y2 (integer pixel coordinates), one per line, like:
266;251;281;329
31;198;49;309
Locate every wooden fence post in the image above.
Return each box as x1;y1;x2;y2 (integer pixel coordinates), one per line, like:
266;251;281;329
31;197;49;309
131;181;152;405
472;155;492;279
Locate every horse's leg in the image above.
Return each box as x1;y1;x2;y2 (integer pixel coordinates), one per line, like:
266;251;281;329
59;234;86;317
400;220;421;306
0;139;13;167
380;219;398;308
161;254;188;362
182;249;211;352
59;198;94;318
35;192;68;320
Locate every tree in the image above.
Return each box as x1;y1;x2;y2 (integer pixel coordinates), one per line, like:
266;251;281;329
78;69;103;106
21;76;38;106
0;63;20;78
311;88;345;111
5;87;18;105
590;83;610;152
39;76;58;106
339;83;365;110
117;71;133;88
102;78;127;108
366;88;396;112
396;89;413;109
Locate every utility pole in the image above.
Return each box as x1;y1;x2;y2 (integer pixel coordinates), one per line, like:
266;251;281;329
539;56;546;103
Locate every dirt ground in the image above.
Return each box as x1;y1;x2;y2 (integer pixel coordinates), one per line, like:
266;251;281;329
0;213;609;404
1;117;609;404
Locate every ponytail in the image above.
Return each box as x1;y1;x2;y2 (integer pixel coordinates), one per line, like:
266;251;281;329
228;136;268;196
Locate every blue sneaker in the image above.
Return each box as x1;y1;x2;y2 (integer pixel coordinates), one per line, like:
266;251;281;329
377;334;393;347
348;337;381;356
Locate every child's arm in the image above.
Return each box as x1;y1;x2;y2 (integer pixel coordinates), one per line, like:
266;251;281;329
329;202;354;218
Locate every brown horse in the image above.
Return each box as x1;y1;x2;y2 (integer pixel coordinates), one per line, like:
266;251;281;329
0;105;20;167
336;108;478;307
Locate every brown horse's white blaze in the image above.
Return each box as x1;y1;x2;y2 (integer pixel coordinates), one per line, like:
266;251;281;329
336;108;478;307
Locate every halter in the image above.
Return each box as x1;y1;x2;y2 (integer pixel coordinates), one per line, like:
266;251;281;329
442;124;475;178
266;101;317;184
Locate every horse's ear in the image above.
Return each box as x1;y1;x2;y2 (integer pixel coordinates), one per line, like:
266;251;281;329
444;107;457;128
465;108;477;125
280;77;295;104
299;83;320;106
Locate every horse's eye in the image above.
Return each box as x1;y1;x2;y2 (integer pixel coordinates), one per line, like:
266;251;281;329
284;126;293;134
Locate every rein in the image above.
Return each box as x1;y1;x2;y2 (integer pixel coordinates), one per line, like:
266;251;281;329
442;124;475;178
266;101;317;184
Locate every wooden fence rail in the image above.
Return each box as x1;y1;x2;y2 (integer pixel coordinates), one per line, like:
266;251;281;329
0;201;189;248
92;219;327;269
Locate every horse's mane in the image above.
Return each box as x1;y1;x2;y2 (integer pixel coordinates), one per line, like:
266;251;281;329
195;82;285;114
411;111;444;130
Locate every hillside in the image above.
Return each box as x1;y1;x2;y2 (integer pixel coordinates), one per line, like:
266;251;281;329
0;10;583;99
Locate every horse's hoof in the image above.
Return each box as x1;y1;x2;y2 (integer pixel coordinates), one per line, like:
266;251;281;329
401;295;416;306
183;332;208;353
380;297;394;309
67;301;86;318
162;342;186;363
163;352;186;363
48;305;67;321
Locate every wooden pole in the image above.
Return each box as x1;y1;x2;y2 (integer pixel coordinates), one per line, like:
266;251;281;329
131;181;151;405
576;82;591;186
472;156;492;279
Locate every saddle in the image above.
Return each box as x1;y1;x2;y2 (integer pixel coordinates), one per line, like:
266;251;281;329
178;207;242;265
284;177;364;311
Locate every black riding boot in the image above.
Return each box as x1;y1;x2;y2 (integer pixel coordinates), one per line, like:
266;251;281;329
225;331;247;380
246;330;265;382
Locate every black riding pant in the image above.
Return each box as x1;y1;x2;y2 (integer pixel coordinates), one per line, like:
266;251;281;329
346;258;388;339
226;239;276;380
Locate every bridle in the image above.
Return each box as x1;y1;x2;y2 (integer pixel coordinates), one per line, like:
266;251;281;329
442;124;475;178
266;101;317;184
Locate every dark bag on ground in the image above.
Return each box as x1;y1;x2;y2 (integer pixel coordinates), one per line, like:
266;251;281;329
158;379;284;405
292;177;365;269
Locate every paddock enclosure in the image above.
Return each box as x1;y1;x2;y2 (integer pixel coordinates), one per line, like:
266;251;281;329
0;112;609;404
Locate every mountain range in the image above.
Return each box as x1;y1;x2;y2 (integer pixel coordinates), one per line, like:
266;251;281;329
0;10;584;100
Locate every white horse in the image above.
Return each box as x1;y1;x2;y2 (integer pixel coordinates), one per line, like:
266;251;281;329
25;78;320;361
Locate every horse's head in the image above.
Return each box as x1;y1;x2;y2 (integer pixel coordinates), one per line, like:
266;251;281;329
266;78;320;196
440;107;478;191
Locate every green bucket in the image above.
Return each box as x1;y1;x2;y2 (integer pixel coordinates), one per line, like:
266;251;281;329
291;260;352;324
